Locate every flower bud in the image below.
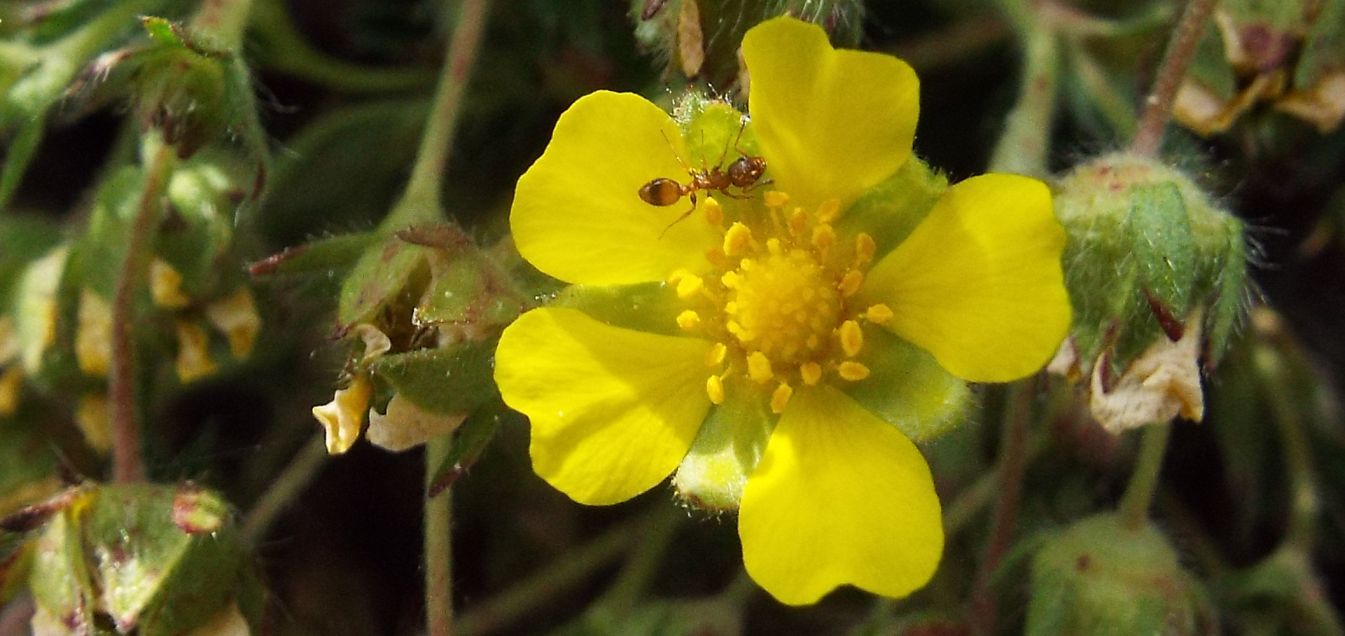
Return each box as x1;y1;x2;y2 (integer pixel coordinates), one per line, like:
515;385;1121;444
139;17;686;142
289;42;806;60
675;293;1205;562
131;44;229;159
17;483;262;634
1026;514;1212;634
1049;153;1247;433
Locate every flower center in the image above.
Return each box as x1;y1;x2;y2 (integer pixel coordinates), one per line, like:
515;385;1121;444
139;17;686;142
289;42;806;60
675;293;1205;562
669;191;893;414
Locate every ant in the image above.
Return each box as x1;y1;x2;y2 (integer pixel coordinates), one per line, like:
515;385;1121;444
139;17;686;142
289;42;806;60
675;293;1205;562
639;122;768;236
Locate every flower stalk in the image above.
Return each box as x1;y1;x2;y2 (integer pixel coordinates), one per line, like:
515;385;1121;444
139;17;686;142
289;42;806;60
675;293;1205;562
425;435;456;636
1129;0;1221;157
240;437;329;545
1119;421;1172;530
109;135;175;483
988;0;1059;176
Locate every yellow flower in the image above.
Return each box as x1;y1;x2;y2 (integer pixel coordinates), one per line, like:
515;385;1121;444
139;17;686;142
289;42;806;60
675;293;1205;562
496;17;1070;605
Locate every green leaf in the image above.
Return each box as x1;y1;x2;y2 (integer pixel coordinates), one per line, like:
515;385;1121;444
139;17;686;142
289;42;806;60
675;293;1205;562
371;339;498;415
249;231;382;278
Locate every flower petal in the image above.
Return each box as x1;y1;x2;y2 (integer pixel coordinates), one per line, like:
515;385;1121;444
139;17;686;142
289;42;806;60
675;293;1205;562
512;91;720;285
859;174;1070;383
739;385;943;605
495;307;713;505
742;17;918;208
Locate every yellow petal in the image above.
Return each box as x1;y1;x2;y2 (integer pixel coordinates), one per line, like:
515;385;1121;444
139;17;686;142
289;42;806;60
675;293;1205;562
495;308;713;505
75;290;113;377
204;287;261;358
739;385;942;605
512;91;720;285
859;174;1070;382
174;320;219;383
742;17;918;208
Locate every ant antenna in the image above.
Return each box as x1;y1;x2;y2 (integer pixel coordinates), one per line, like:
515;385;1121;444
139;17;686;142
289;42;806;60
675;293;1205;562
659;129;693;173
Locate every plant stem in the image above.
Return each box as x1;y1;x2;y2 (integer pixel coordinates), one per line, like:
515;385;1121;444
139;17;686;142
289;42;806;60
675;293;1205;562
1129;0;1221;157
240;436;328;545
188;0;255;50
969;380;1036;636
457;513;647;635
109;137;175;483
425;435;455;636
1252;337;1320;549
988;1;1059;176
593;503;681;617
1119;422;1172;530
391;0;492;229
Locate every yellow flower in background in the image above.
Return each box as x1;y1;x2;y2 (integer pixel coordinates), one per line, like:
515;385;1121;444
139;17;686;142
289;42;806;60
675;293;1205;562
496;16;1070;605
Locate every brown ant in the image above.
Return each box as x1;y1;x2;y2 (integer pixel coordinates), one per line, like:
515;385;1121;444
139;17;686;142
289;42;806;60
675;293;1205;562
639;123;768;236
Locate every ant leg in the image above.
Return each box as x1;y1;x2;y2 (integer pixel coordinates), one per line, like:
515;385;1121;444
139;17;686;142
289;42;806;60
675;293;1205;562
659;193;698;238
731;120;748;156
739;178;774;195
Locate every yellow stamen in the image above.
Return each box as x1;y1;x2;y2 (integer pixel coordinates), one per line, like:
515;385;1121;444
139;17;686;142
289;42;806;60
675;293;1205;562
865;303;895;324
811;224;836;253
175;320;218;382
706;374;725;405
747;351;773;383
149;259;192;309
788;208;809;237
75;394;112;452
839;270;864;297
799;362;822;386
676;273;704;298
770;382;793;414
723;223;752;256
766;237;783;256
855;233;876;264
706;342;727;366
838;361;871;381
676;310;701;331
0;366;22;416
816;199;842;223
702;197;724;226
763;190;790;208
204;287;261;358
839;320;864;357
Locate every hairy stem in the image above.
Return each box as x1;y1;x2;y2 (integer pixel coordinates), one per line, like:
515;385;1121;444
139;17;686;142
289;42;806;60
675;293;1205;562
1119;422;1172;530
392;0;492;228
969;380;1036;635
1129;0;1221;156
988;1;1059;176
188;0;255;49
425;435;455;636
109;138;175;483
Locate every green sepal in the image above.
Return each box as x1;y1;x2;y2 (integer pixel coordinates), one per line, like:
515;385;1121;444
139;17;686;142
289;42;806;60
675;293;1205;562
140;16;186;49
337;235;427;328
27;488;98;632
550;282;683;336
0;534;34;605
1205;218;1248;361
414;230;527;330
156;153;249;297
426;401;513;497
673;375;773;511
249;231;382;279
371;338;498;416
842;327;971;444
1128;182;1196;315
838;156;948;260
0;408;58;515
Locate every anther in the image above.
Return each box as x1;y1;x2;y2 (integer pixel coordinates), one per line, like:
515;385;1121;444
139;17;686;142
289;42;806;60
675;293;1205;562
864;303;894;324
723;223;752;256
747;352;774;383
800;362;822;386
838;270;864;297
676;310;701;331
702;197;724;226
676;273;704;298
706;342;727;366
811;224;836;253
837;361;871;381
706;375;725;404
763;191;790;208
839;320;864;357
788;208;809;237
770;382;794;414
816;199;841;223
855;233;876;264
